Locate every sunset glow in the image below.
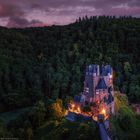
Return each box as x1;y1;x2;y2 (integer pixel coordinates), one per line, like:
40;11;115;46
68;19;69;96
0;0;139;28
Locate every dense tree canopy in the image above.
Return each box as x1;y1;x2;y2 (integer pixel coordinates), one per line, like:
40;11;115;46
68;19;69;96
0;16;140;112
111;92;140;140
0;16;140;139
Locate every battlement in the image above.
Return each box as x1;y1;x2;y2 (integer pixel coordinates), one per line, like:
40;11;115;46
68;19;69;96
66;64;114;122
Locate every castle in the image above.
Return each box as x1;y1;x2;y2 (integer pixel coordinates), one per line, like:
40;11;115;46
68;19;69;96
68;64;114;121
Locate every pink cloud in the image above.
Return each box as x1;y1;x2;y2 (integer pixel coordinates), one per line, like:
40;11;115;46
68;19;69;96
0;0;140;27
110;6;140;16
7;17;48;28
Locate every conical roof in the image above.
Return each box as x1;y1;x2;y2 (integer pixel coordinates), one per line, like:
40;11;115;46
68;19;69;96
96;78;107;90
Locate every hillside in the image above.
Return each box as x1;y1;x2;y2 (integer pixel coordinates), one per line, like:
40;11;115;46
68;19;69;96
0;16;140;113
0;16;140;140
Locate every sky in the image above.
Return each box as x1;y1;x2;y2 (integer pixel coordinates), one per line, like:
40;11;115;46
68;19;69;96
0;0;140;28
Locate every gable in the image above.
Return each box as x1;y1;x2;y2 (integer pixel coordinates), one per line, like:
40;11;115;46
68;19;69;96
96;78;107;90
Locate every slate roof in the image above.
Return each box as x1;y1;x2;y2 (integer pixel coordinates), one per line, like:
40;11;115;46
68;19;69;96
86;64;112;76
107;87;114;104
100;65;112;76
100;65;106;76
74;95;81;103
66;111;92;122
98;122;109;140
104;87;114;104
86;64;97;74
96;78;107;90
106;65;112;74
107;93;114;104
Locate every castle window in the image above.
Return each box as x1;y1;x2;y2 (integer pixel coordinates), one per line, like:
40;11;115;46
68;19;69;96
99;89;103;94
93;73;96;76
96;90;99;94
85;87;89;93
109;75;112;79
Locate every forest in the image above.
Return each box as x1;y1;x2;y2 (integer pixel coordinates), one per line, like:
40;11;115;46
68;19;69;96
0;16;140;140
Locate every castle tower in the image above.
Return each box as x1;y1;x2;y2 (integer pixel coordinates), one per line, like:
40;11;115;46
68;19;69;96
83;64;114;115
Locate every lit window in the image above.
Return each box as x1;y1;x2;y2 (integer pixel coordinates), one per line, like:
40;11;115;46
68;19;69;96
96;90;99;94
109;75;112;79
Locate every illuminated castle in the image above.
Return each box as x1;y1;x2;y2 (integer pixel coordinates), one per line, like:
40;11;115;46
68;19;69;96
68;64;114;121
82;65;114;117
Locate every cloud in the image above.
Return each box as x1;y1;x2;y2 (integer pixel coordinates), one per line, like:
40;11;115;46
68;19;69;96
0;3;24;17
0;0;140;27
29;0;140;19
7;16;47;28
0;1;48;27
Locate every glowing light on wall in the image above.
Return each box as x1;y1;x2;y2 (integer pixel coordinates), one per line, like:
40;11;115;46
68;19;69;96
71;104;75;108
65;110;68;115
77;107;80;113
109;75;112;79
101;108;106;116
